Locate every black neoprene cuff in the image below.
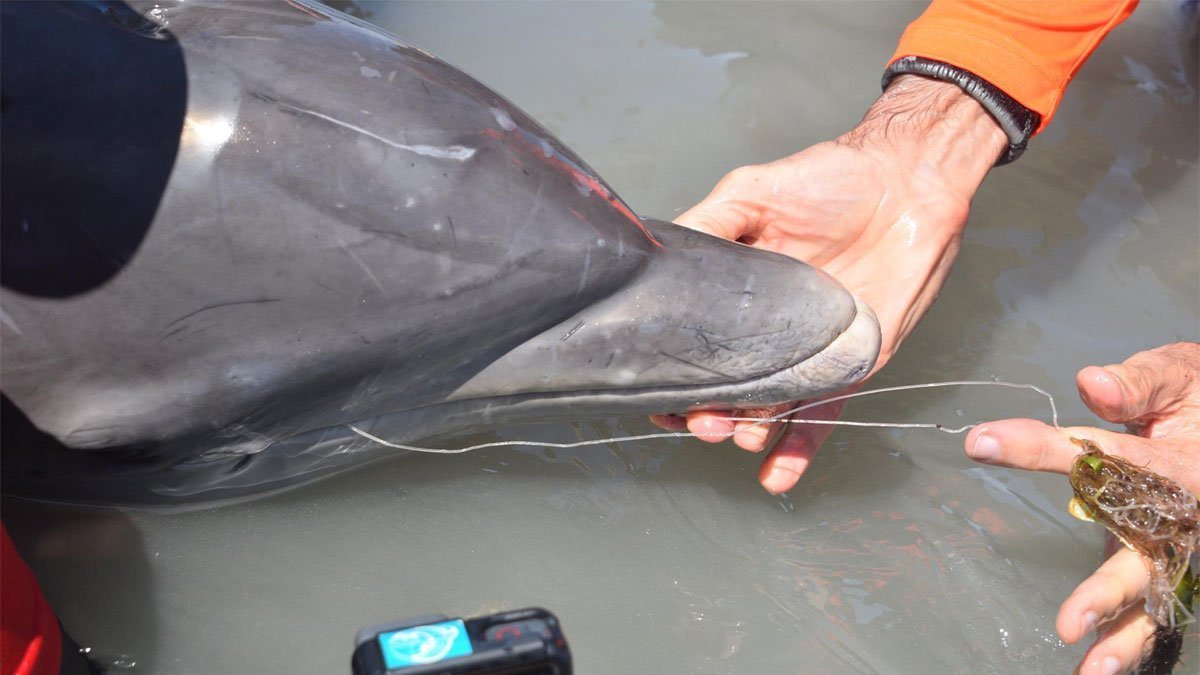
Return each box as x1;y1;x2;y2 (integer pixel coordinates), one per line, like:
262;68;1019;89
881;56;1040;165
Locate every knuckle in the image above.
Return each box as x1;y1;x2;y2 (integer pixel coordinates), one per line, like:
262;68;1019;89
722;164;761;186
1160;340;1200;362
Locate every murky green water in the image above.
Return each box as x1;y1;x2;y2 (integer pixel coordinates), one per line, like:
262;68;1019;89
5;2;1197;672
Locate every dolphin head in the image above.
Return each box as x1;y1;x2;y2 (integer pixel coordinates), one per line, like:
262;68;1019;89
0;0;878;505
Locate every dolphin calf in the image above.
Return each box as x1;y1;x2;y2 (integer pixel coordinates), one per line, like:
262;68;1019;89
0;0;880;505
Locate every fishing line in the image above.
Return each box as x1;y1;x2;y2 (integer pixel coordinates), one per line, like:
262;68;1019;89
727;380;1059;429
348;380;1059;454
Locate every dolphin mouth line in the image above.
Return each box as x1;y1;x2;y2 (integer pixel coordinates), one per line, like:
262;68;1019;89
341;296;881;448
104;301;878;507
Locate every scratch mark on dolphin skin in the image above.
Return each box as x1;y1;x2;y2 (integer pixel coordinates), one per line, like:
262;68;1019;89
342;364;390;412
680;324;724;355
560;321;586;342
73;219;128;272
358;227;410;243
420;80;430;96
158;322;219;346
313;280;353;300
257;94;476;160
160;299;281;335
158;323;192;342
479;127;661;247
0;308;22;335
212;163;239;272
573;248;591;300
714;284;756;298
566;207;589;225
445;214;458;246
217;35;279;42
655;351;733;379
530;174;547;218
438;251;539;298
337;235;388;295
710;328;791;348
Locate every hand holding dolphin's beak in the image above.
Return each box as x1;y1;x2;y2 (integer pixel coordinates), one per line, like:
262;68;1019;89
654;75;1007;495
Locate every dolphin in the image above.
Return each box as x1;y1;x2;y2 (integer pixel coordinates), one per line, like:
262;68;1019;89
0;0;880;505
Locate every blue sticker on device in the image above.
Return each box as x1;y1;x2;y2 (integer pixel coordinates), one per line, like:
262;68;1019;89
378;619;473;669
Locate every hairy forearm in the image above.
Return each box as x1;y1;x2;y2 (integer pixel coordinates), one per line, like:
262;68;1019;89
838;74;1007;207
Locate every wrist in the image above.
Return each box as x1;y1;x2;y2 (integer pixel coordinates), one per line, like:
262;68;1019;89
837;75;1006;203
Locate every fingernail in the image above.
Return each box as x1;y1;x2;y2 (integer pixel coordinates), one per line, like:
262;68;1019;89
968;433;1000;462
764;466;798;494
1081;611;1098;634
1101;655;1121;675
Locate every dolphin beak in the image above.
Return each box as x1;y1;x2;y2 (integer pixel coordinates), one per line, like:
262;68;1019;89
448;218;882;414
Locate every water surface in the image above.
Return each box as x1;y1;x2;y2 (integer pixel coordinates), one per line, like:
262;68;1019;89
5;2;1197;673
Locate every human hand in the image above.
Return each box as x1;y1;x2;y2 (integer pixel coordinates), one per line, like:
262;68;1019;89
964;342;1200;674
652;75;1007;494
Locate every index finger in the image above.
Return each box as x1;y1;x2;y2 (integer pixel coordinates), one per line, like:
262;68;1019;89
965;419;1200;494
964;419;1078;475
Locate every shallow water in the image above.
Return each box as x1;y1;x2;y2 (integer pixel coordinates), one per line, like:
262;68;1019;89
4;1;1198;673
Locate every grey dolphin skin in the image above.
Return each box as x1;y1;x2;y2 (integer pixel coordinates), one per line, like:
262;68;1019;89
0;0;880;505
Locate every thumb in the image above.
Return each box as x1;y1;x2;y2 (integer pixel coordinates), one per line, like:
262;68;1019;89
1077;342;1200;426
674;168;764;242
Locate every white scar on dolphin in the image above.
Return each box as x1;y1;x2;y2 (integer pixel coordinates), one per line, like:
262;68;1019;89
349;380;1061;455
273;100;477;161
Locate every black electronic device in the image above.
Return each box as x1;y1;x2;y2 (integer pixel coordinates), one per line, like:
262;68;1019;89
352;607;571;675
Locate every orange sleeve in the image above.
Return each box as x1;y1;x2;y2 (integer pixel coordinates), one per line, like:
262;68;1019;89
890;0;1138;132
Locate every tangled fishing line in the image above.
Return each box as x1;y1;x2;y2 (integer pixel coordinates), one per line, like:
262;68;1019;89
348;380;1060;454
349;379;1199;674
